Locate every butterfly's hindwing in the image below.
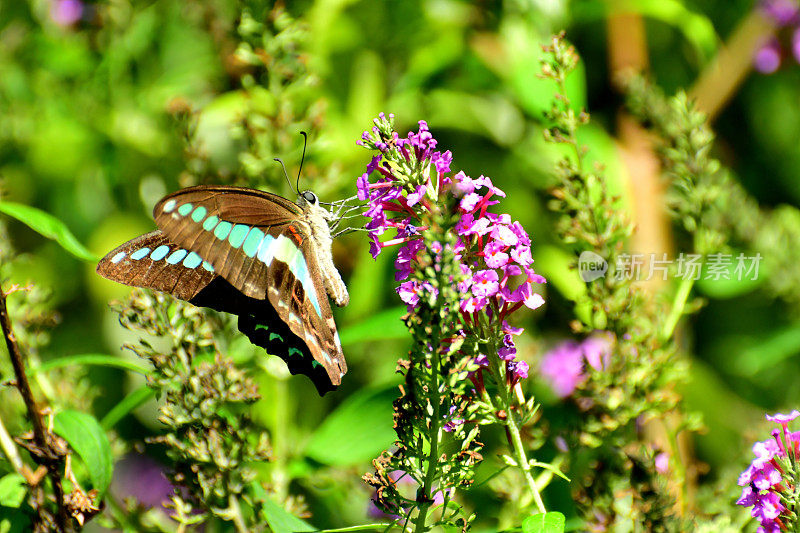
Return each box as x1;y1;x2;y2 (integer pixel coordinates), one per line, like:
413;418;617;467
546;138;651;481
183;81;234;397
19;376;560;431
262;227;347;385
96;231;216;301
188;277;336;394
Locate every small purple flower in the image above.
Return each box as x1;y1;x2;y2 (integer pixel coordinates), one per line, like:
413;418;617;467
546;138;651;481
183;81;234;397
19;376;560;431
395;240;424;281
459;192;482;212
753;439;780;465
766;410;800;424
582;332;613;371
737;485;758;506
490;225;519;247
498;345;516;361
510;245;533;267
509;221;532;246
474;175;506;198
500;279;544;310
484;241;509;269
508;360;529;381
793;27;800;63
540;341;584;397
51;0;83;26
435;150;452;173
407;184;428;207
443;405;464;432
472;269;499;298
452;171;476;196
366;154;382;174
753;491;784;521
464;217;492;236
369;234;382;259
760;0;800;26
357;174;371;201
655;453;669;474
502;320;523;336
397;281;421;310
754;39;782;74
751;463;782;491
460;295;488;313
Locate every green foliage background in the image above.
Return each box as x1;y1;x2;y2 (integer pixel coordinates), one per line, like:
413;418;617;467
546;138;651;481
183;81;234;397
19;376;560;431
0;0;798;530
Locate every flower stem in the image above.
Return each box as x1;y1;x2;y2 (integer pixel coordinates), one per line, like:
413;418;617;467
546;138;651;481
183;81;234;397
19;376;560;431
414;341;442;533
228;494;248;533
483;317;546;514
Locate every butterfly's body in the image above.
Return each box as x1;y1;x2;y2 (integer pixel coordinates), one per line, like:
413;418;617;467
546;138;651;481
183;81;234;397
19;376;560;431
98;185;349;394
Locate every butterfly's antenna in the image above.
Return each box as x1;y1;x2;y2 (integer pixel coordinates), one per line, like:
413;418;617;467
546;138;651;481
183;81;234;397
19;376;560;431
296;131;308;192
273;158;298;195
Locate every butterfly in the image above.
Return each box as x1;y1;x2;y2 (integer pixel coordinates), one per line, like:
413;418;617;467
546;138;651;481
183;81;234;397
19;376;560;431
97;184;350;395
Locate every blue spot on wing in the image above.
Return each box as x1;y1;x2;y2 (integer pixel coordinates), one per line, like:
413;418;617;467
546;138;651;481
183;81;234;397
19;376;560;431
183;252;203;269
150;245;169;261
130;248;150;260
166;249;188;264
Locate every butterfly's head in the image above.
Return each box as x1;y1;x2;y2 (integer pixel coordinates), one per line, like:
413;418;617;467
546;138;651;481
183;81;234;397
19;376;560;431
298;190;318;208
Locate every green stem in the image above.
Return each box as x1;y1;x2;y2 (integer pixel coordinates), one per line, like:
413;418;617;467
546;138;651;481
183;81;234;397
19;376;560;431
0;413;24;475
228;494;248;533
413;339;442;533
660;277;694;342
482;316;546;514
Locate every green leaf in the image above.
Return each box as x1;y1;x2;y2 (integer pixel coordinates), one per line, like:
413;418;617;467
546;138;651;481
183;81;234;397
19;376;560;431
0;201;98;262
101;386;157;430
338;307;408;345
304;385;397;466
53;410;113;495
522;512;566;533
252;484;315;533
0;474;26;509
34;353;150;375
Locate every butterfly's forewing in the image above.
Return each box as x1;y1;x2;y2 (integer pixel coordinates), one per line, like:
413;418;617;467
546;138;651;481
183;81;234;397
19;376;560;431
96;231;216;301
152;186;301;300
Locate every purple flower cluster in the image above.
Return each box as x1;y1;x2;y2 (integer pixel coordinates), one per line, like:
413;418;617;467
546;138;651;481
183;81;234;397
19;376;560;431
357;114;546;388
737;410;800;532
754;0;800;73
539;332;613;397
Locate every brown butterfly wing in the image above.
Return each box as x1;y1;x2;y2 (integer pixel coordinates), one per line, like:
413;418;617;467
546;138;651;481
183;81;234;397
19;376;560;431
96;231;216;301
259;227;347;386
152;185;302;300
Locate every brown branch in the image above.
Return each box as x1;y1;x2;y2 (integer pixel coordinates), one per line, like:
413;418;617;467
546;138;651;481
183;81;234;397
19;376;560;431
0;281;69;532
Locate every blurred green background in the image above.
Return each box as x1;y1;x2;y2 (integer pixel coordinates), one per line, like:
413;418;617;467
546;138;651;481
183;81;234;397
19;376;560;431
1;0;799;530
